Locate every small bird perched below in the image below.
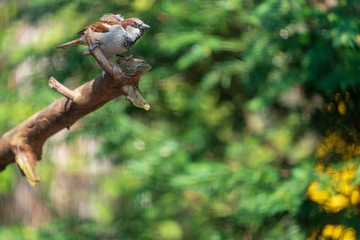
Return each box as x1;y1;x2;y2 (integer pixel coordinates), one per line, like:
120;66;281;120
56;13;150;57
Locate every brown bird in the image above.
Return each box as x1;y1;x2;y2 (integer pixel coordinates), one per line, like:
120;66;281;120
56;13;150;57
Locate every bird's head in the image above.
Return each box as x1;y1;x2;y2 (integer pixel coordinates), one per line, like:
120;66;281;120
122;18;150;41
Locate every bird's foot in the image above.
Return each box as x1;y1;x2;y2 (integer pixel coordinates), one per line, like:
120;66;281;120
124;54;134;61
90;40;101;51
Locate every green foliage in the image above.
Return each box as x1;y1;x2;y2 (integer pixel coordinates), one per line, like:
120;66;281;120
1;0;360;239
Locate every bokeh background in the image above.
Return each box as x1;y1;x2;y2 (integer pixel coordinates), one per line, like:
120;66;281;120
1;0;360;239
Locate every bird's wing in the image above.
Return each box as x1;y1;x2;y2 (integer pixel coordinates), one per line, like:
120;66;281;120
77;13;124;35
77;20;120;35
100;13;124;22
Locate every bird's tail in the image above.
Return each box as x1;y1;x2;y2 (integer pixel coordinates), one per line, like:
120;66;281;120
55;38;85;50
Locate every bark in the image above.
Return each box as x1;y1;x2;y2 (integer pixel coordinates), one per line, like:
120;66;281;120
0;29;151;186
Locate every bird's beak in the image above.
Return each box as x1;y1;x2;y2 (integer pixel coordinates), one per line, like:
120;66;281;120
140;23;151;30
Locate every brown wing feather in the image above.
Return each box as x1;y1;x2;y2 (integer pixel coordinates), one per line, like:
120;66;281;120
77;13;124;35
77;20;121;35
78;22;108;35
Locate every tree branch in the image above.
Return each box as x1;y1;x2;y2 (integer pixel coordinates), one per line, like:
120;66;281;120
0;29;151;186
49;77;76;100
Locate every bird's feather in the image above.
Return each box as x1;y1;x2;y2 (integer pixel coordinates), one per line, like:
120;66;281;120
100;13;124;22
78;14;125;34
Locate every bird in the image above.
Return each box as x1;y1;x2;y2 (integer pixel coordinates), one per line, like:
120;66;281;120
56;13;150;57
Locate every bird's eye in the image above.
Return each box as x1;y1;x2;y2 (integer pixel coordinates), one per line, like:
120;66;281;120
132;22;139;28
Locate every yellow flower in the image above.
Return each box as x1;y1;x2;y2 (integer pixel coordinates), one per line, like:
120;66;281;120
324;194;350;212
322;225;356;240
337;181;355;196
307;182;330;204
351;189;360;205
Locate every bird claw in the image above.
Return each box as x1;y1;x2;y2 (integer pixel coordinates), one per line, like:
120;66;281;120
124;54;134;61
90;40;101;51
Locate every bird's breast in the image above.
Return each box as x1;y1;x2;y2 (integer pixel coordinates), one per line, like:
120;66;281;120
92;26;130;56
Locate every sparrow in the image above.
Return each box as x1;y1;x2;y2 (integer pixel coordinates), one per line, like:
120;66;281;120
56;13;150;57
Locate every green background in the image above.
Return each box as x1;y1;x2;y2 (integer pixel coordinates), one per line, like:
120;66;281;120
1;0;360;239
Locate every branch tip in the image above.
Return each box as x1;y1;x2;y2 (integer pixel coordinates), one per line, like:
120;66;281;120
49;77;75;100
123;84;150;110
11;144;40;187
